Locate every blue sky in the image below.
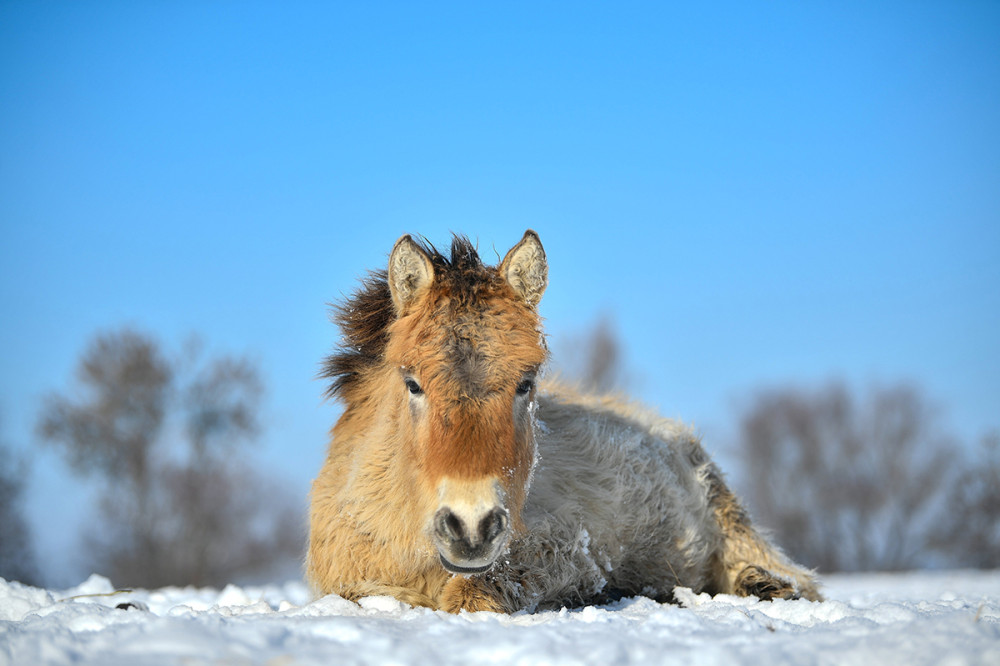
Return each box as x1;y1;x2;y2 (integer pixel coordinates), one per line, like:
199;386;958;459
2;1;998;583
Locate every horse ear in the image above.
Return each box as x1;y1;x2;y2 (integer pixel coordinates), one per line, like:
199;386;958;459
500;230;547;308
388;234;434;314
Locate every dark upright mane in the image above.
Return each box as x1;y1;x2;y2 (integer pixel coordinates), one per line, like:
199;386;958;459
321;235;492;400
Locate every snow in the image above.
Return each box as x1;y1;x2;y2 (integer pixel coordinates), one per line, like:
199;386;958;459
2;571;999;665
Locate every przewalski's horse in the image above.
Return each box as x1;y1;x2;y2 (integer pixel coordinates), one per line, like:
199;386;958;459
308;231;821;612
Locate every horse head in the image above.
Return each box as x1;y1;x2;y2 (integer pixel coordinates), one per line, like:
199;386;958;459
384;231;548;575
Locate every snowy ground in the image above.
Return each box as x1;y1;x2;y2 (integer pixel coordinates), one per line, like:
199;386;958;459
2;570;998;665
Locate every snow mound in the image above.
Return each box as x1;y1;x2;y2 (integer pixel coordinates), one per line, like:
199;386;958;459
1;570;998;665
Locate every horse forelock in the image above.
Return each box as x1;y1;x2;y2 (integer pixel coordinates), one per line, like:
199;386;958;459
323;234;532;402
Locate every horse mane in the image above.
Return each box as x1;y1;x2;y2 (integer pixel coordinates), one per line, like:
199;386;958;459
321;235;493;400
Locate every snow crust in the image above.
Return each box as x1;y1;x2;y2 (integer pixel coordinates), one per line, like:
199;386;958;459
2;570;998;665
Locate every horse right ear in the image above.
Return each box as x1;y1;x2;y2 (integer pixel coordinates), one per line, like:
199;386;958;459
501;230;547;308
388;234;435;315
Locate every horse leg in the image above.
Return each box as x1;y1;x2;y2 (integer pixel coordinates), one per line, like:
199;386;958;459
705;466;822;601
438;575;509;613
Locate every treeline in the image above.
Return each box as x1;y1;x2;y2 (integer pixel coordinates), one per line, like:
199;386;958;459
734;383;999;572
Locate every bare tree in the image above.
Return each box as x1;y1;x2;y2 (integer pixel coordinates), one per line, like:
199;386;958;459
39;332;171;574
557;315;627;393
732;382;956;572
0;414;38;585
38;329;302;588
932;431;1000;568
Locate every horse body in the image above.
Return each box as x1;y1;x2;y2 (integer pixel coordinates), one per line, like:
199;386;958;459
514;386;820;609
517;387;720;608
307;231;820;612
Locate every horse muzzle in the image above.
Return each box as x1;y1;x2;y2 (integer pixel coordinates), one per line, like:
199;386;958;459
432;500;511;576
433;505;510;574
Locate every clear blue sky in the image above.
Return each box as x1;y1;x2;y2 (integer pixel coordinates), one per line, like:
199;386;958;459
2;1;998;584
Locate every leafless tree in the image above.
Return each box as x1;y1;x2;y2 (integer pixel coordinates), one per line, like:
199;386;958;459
932;431;1000;569
0;415;38;585
557;315;627;393
732;382;957;572
38;329;303;588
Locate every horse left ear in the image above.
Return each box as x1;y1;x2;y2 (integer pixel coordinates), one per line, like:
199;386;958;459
501;230;547;308
388;234;435;315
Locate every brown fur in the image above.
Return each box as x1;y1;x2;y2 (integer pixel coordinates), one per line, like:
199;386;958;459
308;231;821;612
704;466;822;600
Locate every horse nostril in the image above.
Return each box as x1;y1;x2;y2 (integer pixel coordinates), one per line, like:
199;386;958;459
479;507;509;545
435;508;467;543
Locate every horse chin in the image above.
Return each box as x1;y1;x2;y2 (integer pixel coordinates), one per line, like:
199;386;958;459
437;551;500;576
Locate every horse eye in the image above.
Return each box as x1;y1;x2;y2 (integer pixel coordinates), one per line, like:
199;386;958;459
516;378;535;396
404;378;423;395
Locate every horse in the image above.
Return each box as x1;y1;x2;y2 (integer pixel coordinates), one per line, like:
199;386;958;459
307;231;821;612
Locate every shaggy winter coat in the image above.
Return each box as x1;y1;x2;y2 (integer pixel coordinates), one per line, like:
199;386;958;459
307;231;820;612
